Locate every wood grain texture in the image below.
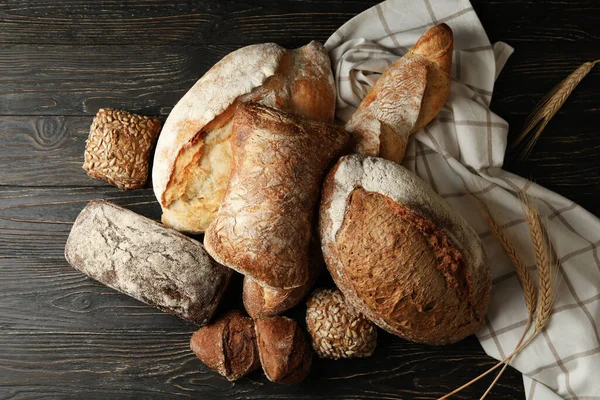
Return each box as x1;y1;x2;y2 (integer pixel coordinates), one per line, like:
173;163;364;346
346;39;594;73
0;43;598;117
1;0;599;398
0;319;523;399
0;0;596;46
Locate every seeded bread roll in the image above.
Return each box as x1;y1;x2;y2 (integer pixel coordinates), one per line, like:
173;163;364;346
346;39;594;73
306;288;377;359
319;155;491;345
153;41;335;234
83;108;161;189
345;24;453;163
190;311;260;381
255;316;312;384
204;103;349;290
65;200;231;326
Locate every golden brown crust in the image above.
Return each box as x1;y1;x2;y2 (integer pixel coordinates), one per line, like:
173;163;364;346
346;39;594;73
204;103;349;289
319;155;491;345
336;188;480;345
345;23;453;163
255;316;312;384
243;240;323;318
190;310;260;381
83;108;161;189
154;41;335;234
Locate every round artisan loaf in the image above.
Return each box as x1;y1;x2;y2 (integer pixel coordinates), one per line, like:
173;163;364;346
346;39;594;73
153;41;335;234
319;155;491;345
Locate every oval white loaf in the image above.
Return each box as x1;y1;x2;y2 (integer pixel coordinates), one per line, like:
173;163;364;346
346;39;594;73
319;155;491;345
153;41;335;234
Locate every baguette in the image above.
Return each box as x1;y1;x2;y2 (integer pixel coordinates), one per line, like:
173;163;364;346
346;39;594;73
345;23;453;163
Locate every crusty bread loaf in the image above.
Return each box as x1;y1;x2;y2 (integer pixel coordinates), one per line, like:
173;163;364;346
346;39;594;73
319;155;490;345
64;200;231;326
255;316;312;384
204;103;349;290
153;41;335;234
345;23;453;163
190;310;260;381
243;238;323;318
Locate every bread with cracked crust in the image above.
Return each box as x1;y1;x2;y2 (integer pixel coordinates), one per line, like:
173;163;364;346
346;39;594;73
153;41;335;234
345;23;453;163
204;103;349;290
319;155;490;345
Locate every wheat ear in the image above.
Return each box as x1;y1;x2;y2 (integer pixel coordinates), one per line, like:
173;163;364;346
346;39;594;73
479;193;556;399
512;59;600;161
439;194;538;400
484;215;537;314
519;193;555;332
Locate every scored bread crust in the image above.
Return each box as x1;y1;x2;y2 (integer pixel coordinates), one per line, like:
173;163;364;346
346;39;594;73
204;103;349;290
152;41;335;233
345;23;453;163
153;43;285;204
319;155;491;345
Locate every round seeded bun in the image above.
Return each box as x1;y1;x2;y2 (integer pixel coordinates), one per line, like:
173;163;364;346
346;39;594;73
319;155;491;345
306;288;376;359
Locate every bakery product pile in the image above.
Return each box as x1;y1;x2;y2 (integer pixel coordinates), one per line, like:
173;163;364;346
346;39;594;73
66;24;491;383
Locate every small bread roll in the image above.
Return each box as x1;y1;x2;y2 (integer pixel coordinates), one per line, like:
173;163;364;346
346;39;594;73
255;316;312;384
345;23;453;163
306;288;377;359
319;155;491;345
190;311;260;381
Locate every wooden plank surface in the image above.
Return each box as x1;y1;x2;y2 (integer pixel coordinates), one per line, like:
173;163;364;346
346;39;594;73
1;0;599;398
0;0;597;45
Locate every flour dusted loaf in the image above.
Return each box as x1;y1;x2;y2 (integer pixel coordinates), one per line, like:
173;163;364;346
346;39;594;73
153;41;335;234
204;103;349;290
345;23;453;163
319;155;490;345
65;200;231;326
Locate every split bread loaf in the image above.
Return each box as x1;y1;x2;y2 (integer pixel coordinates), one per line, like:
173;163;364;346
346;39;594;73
65;200;231;326
204;103;350;290
345;23;453;163
190;310;260;381
319;155;491;345
153;41;335;234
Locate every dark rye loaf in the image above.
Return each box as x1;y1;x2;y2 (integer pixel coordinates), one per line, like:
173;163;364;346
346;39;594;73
65;200;231;326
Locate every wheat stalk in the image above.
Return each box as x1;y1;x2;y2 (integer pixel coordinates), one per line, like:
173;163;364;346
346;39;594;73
512;59;600;162
479;193;556;399
484;215;537;314
441;190;558;400
519;193;555;332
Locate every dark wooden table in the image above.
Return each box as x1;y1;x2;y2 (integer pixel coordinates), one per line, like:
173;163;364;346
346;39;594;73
0;1;598;399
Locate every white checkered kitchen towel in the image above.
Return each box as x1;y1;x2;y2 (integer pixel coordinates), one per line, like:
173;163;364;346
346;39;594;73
325;0;600;398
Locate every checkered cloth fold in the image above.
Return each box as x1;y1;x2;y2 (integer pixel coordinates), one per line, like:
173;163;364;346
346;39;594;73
325;1;600;398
